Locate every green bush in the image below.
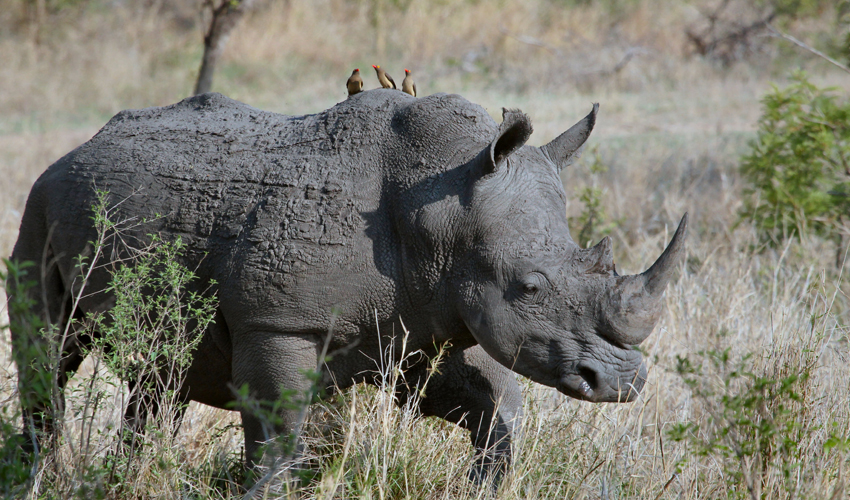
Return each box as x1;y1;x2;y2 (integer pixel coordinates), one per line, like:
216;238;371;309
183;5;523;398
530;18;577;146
739;71;850;256
668;346;811;498
666;312;845;499
0;191;223;497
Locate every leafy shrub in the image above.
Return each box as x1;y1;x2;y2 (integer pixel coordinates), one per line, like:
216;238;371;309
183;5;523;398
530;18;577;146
739;71;850;257
666;275;846;499
0;191;221;497
668;345;811;498
89;235;215;381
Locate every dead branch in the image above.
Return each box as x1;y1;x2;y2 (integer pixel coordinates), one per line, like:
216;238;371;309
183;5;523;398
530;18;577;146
765;24;850;76
609;48;643;74
685;1;776;65
577;47;648;77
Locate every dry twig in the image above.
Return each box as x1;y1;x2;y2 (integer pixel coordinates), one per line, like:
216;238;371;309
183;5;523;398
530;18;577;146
766;24;850;76
653;473;678;500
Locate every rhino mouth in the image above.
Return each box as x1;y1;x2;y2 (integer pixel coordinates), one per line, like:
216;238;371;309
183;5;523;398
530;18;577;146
558;361;646;403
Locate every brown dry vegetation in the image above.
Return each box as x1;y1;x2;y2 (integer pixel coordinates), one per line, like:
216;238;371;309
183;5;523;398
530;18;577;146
1;0;849;498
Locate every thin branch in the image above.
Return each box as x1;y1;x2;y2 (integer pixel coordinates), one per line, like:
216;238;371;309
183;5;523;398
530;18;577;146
653;473;679;500
610;48;643;74
577;47;648;77
766;24;850;76
498;25;562;56
575;456;605;491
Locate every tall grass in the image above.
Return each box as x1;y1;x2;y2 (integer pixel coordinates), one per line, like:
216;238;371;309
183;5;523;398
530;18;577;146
1;0;849;498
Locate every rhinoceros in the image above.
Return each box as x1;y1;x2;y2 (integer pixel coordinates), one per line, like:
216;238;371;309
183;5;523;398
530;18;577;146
7;90;687;479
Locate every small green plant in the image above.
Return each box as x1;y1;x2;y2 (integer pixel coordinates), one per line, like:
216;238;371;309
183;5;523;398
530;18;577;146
662;286;850;500
1;258;57;496
739;71;850;262
668;345;810;498
570;146;621;248
87;233;216;389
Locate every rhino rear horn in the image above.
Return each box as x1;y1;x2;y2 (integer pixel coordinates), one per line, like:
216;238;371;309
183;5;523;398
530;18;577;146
541;103;598;172
585;235;614;273
601;213;689;346
482;108;533;175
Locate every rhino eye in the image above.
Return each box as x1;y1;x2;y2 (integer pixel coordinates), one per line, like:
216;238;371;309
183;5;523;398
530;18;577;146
519;272;547;297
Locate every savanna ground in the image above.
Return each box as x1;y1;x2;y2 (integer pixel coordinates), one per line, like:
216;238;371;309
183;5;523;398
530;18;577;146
1;0;849;498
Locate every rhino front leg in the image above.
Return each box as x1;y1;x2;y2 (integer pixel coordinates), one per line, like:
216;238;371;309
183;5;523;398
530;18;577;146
232;331;321;466
401;345;523;484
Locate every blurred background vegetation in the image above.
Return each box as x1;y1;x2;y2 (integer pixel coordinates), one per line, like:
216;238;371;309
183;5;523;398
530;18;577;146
1;0;847;252
1;0;850;498
1;0;847;123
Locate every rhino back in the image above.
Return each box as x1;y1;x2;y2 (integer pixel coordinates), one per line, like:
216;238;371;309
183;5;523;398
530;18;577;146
27;90;500;336
51;94;384;243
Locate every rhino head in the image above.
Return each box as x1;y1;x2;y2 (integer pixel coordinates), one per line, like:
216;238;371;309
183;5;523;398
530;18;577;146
450;105;687;403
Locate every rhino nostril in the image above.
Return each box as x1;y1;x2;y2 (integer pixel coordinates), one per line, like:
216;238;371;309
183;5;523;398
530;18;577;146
578;366;599;391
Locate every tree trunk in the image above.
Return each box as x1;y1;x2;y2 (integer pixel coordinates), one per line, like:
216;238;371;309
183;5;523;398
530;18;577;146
194;0;256;96
29;0;46;47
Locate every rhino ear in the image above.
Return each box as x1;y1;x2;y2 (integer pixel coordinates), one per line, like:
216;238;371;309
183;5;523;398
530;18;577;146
541;103;598;172
481;108;533;175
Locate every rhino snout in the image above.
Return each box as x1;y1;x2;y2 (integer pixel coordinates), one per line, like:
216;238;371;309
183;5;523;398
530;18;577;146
558;361;647;403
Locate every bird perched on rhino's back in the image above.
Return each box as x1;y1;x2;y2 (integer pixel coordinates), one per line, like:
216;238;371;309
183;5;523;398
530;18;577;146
346;68;363;96
401;69;416;97
372;64;396;89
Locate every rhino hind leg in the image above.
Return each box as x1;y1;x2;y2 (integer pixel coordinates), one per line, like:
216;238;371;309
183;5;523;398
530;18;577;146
231;331;322;467
8;236;89;453
398;345;523;485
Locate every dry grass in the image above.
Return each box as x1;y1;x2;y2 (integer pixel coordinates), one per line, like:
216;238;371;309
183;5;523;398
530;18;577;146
1;0;849;498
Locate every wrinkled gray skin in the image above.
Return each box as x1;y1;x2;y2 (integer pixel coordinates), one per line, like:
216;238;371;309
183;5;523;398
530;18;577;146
8;90;687;480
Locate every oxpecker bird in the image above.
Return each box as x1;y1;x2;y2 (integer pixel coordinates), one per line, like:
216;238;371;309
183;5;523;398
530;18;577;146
346;69;364;96
372;65;396;89
401;69;416;97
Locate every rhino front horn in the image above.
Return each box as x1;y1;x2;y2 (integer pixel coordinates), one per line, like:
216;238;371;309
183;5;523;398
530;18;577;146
601;213;688;346
642;212;689;297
